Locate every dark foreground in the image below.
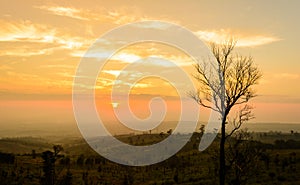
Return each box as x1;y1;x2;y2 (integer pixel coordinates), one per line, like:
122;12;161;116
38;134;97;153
0;131;300;185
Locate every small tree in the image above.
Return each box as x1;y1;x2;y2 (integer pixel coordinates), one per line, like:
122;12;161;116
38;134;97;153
41;151;55;185
41;145;63;185
32;149;36;159
191;40;262;185
167;129;173;135
199;124;205;135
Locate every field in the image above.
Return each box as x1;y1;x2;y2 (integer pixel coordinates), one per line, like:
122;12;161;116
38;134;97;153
0;131;300;185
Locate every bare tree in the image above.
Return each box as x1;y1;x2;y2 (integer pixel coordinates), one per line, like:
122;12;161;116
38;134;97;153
190;39;262;185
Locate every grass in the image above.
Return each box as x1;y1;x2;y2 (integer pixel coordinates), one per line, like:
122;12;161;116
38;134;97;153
0;132;300;184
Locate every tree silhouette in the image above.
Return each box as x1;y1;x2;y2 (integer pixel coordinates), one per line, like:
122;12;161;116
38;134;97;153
191;39;262;185
41;145;63;185
77;154;85;167
41;151;55;185
32;149;36;159
0;152;15;164
199;124;205;135
167;129;173;135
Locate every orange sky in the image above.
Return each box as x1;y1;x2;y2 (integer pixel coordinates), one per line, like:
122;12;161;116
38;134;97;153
1;0;300;135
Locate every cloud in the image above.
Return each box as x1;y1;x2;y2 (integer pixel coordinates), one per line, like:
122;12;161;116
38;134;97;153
106;10;148;25
97;56;194;92
112;53;142;63
0;20;56;43
100;70;153;89
0;20;93;56
0;20;92;47
35;5;150;25
103;70;122;77
74;47;194;68
1;45;77;57
105;10;178;26
35;6;94;21
148;55;194;67
129;20;173;30
72;48;142;62
35;5;178;26
195;29;281;47
0;47;55;56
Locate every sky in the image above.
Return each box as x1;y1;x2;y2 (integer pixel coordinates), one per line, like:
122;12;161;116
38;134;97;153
0;0;300;136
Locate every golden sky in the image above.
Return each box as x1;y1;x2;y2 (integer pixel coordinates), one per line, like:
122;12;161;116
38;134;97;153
0;0;300;129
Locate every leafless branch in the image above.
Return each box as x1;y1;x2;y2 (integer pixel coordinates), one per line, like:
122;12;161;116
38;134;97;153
226;105;254;139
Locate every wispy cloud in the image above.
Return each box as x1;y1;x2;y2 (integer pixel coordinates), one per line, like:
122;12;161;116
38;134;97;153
102;70;122;77
0;20;56;43
126;20;173;29
35;5;150;25
35;6;94;21
35;5;178;26
100;69;154;89
71;49;142;62
195;29;281;47
112;53;142;63
106;10;149;25
0;48;53;56
0;20;93;56
148;55;194;66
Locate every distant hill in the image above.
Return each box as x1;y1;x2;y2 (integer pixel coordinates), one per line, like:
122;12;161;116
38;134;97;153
0;137;52;154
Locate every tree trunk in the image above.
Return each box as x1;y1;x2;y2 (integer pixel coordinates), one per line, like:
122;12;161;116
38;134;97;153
219;117;226;185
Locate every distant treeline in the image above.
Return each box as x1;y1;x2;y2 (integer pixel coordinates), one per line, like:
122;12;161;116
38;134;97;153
273;139;300;149
0;132;300;185
0;152;15;164
241;139;300;150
